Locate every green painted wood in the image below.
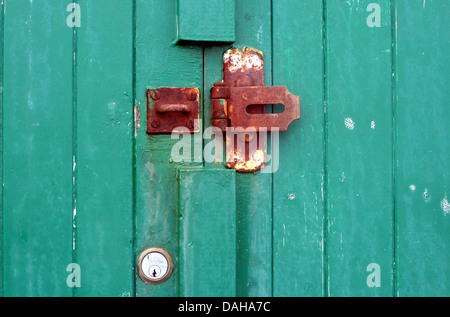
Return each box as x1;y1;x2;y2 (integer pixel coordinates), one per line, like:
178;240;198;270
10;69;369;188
204;44;230;169
178;168;236;296
233;0;273;297
75;0;134;296
0;0;448;298
0;0;4;298
394;0;450;297
203;1;274;297
325;0;394;296
2;0;73;296
177;0;235;43
272;0;325;296
135;0;203;297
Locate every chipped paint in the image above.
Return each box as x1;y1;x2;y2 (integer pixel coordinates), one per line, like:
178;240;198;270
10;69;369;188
423;188;431;202
73;155;77;172
223;47;263;73
226;148;266;172
344;117;355;130
441;195;449;215
134;106;140;138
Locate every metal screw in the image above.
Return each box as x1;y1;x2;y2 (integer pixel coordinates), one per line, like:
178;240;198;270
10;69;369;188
187;91;197;101
151;119;161;128
236;75;253;87
149;90;160;101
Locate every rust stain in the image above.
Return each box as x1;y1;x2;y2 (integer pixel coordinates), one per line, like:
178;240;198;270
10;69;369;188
223;47;264;73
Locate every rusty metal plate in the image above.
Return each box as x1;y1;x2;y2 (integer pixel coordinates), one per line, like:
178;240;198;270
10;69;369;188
222;47;300;131
228;86;300;131
211;47;300;173
146;87;200;134
222;47;266;173
225;131;267;173
223;47;264;87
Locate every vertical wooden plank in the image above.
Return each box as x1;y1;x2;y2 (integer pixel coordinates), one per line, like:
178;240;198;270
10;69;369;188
325;0;394;296
0;0;4;297
194;0;274;296
272;0;325;296
204;44;231;169
75;0;134;296
394;0;449;296
178;168;236;296
135;0;203;297
233;0;273;297
2;0;73;296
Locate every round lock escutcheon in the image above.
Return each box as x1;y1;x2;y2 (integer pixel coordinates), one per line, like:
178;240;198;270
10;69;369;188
138;247;173;284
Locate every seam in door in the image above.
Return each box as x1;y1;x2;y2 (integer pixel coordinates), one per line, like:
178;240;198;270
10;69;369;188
132;0;137;297
202;45;205;168
322;0;329;298
390;0;398;298
270;0;274;297
0;0;4;298
71;0;78;298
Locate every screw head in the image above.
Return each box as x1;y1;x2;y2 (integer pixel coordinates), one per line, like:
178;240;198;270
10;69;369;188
236;75;253;87
186;91;197;101
151;119;161;128
149;90;160;101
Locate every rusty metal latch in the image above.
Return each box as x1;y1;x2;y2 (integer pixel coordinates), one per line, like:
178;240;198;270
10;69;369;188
211;47;300;172
212;85;300;131
146;87;200;134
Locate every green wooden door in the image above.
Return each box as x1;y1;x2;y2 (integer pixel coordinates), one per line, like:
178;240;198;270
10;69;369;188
1;0;448;297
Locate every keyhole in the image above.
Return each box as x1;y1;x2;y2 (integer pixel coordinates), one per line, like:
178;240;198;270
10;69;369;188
139;249;173;284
